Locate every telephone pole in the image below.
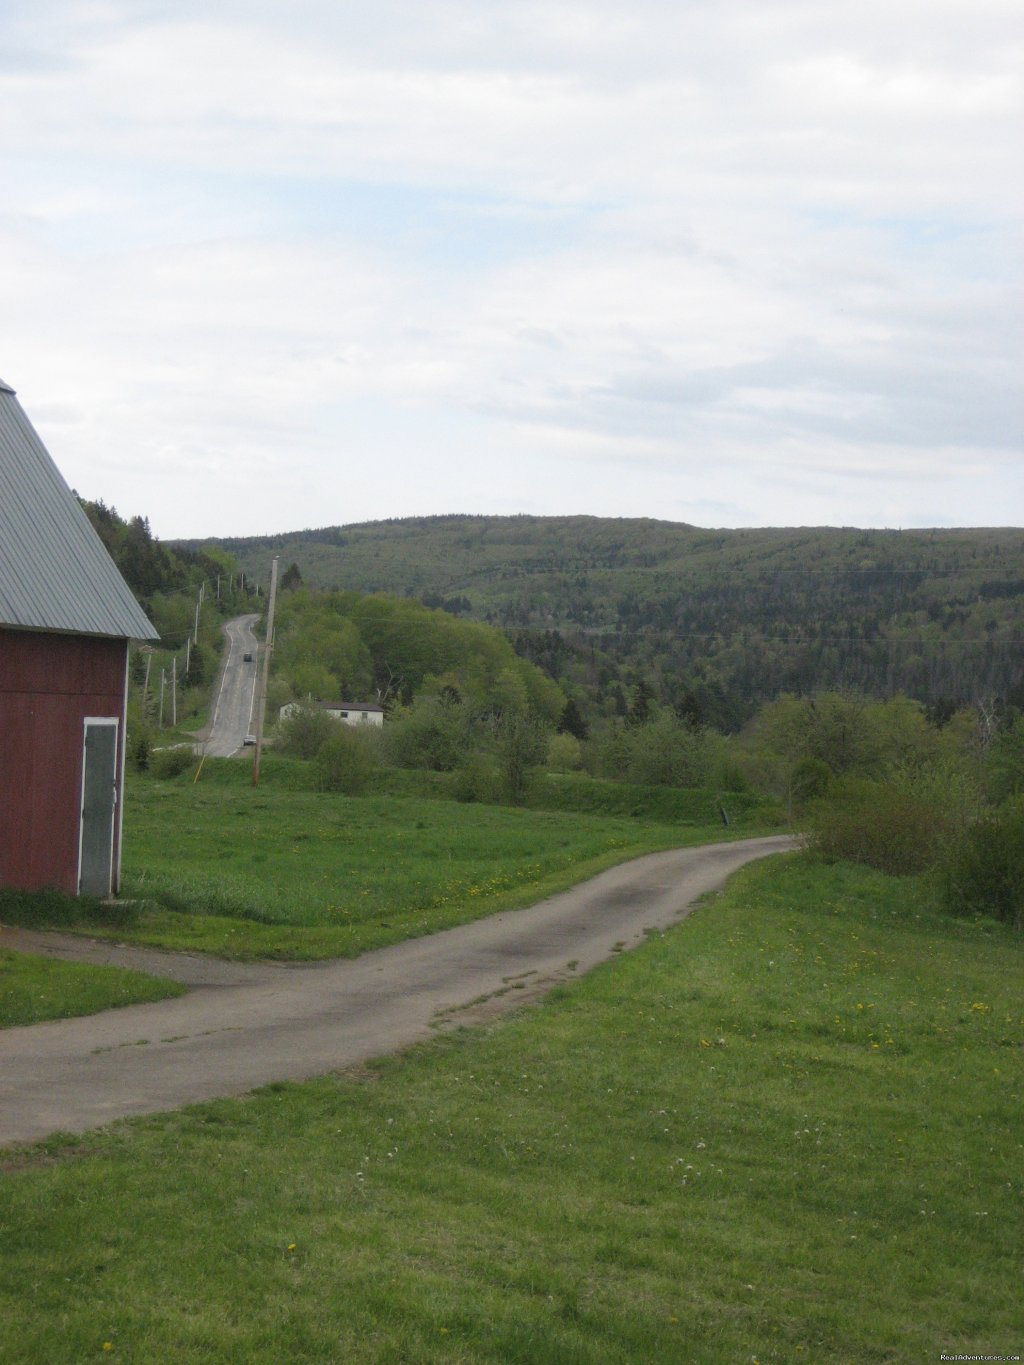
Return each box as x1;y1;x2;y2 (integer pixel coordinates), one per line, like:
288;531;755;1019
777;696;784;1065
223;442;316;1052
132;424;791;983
252;556;280;787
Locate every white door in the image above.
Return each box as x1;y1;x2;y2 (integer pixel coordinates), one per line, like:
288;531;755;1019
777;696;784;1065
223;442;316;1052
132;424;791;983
79;719;118;896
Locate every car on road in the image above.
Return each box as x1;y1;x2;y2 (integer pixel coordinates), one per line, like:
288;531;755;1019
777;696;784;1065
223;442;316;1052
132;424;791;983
243;734;256;746
243;651;253;662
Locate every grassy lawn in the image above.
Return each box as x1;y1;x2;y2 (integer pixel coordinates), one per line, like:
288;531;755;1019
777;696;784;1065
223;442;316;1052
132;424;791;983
0;950;184;1028
0;854;1019;1362
38;766;753;960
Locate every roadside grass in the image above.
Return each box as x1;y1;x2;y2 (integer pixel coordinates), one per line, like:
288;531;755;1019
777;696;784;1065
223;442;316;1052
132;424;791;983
0;949;185;1028
0;854;1019;1362
13;767;758;960
0;891;183;1028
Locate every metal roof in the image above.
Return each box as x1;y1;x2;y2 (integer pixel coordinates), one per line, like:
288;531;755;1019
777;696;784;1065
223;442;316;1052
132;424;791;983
0;379;158;640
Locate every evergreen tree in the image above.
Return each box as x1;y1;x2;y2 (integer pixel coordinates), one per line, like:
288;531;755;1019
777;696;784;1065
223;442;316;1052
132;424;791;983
558;698;589;740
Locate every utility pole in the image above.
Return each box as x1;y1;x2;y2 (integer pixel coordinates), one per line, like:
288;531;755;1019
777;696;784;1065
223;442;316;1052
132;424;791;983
252;556;280;787
171;655;178;728
159;669;166;728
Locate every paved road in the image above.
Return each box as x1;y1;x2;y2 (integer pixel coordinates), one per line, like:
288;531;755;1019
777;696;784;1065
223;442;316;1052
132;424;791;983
0;836;796;1147
203;613;260;756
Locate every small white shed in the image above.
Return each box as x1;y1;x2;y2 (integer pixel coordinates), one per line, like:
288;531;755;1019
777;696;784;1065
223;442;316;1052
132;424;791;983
279;700;384;728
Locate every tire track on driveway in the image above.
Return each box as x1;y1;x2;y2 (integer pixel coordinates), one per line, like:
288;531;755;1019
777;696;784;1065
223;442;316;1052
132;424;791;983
0;836;797;1147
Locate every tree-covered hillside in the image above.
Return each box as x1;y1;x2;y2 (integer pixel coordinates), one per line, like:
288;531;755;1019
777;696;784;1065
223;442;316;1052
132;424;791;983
80;499;257;736
185;516;1024;725
81;499;252;637
272;587;564;721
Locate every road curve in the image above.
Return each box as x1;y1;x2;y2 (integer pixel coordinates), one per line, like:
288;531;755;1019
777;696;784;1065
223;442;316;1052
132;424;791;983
0;836;797;1147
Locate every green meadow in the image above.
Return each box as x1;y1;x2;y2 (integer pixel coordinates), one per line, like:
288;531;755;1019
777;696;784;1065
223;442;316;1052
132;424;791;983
1;853;1020;1362
3;762;764;962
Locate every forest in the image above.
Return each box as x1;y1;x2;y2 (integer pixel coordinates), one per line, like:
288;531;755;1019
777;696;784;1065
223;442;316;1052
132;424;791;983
188;514;1024;728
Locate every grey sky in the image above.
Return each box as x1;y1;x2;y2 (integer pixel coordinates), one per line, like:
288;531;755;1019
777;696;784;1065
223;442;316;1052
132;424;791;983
2;0;1020;537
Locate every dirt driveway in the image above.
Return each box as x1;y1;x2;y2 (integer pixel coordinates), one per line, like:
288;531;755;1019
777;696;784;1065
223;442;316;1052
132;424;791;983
0;836;796;1147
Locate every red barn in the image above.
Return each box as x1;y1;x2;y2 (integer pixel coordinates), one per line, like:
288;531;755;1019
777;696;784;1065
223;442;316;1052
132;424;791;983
0;378;157;896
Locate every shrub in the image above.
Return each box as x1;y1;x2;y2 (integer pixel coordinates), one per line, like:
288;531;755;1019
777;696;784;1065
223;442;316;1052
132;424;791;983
150;746;197;779
943;800;1024;928
493;711;548;804
587;712;730;790
314;726;378;794
277;703;337;759
790;756;832;808
452;753;504;804
381;697;468;772
986;716;1024;803
130;729;153;772
807;778;952;876
547;732;583;773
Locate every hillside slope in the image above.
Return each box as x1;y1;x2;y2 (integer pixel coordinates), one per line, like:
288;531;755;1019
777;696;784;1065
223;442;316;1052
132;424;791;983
184;516;1024;721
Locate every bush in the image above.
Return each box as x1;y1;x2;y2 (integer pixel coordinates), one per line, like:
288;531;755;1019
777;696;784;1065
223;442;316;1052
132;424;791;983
381;697;468;772
314;726;378;794
277;703;336;759
493;711;548;804
130;729;153;772
807;778;952;876
586;712;731;790
452;753;504;804
547;732;583;773
790;756;832;808
624;715;721;788
943;800;1024;928
150;746;197;779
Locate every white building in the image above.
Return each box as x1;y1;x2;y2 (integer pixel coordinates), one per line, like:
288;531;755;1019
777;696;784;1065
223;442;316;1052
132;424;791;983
279;700;384;728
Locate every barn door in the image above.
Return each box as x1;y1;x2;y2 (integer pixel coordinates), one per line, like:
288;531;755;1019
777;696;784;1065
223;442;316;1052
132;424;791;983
79;719;119;897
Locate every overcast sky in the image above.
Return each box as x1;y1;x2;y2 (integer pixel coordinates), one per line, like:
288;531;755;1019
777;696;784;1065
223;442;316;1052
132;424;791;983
2;1;1021;539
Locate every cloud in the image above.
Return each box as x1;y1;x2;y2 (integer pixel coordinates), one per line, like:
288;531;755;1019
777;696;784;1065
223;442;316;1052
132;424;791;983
0;0;1020;535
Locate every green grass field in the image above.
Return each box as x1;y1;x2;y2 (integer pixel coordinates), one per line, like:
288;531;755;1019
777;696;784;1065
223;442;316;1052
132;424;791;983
1;854;1019;1363
0;766;759;1017
87;767;756;959
0;765;776;1019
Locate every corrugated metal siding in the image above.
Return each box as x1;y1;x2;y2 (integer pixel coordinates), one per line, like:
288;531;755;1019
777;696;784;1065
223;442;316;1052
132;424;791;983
0;380;157;639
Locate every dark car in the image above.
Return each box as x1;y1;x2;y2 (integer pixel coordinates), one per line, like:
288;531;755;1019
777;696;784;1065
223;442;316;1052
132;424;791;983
243;651;253;662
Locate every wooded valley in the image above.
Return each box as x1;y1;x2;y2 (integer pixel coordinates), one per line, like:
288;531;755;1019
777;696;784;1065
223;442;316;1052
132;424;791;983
190;515;1024;727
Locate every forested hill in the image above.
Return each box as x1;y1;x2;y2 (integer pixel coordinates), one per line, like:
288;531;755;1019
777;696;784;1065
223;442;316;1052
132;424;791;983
182;516;1024;725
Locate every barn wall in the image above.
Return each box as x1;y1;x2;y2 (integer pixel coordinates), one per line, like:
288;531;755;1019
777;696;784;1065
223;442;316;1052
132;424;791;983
0;628;127;894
